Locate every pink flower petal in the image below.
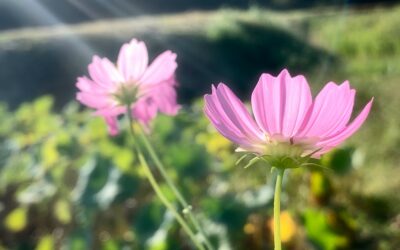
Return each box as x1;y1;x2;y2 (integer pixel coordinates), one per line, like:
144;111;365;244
204;101;260;151
204;84;264;150
117;39;149;82
298;81;355;139
140;51;177;86
95;106;126;117
215;84;264;141
104;116;119;136
321;83;356;137
88;56;123;89
131;97;158;125
251;69;284;136
280;74;312;137
251;69;312;138
150;82;180;116
317;98;373;149
76;92;111;109
204;93;250;147
251;73;274;135
76;76;107;94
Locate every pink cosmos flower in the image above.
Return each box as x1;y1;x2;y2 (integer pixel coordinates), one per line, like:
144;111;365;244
204;69;373;161
76;39;180;135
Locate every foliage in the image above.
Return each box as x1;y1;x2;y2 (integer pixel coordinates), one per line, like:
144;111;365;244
0;96;398;249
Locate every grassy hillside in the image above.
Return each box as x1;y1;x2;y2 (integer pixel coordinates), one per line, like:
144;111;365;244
308;7;400;197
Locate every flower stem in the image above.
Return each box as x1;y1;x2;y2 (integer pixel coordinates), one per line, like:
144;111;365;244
125;109;204;250
137;153;205;250
274;168;285;250
137;125;214;250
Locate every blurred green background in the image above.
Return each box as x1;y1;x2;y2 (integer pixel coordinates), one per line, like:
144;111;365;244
0;1;399;249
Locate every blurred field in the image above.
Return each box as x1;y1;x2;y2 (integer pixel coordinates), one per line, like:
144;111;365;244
0;4;399;250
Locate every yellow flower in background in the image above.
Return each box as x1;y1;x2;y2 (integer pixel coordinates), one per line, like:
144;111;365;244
196;131;232;155
268;210;297;243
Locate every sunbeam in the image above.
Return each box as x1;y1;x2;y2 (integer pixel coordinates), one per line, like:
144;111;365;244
26;0;96;56
65;0;100;20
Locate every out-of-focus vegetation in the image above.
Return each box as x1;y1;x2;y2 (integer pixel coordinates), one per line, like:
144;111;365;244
1;97;398;250
0;5;400;250
1;0;396;30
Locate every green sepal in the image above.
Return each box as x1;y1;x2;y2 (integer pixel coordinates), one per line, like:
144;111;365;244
235;153;251;166
243;157;261;169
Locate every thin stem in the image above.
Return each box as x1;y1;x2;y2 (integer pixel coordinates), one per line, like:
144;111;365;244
138;153;205;250
126;105;136;140
137;125;187;205
274;168;285;250
125;108;204;250
137;125;214;250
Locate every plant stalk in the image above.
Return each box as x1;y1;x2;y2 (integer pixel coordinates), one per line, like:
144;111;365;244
126;108;205;250
138;153;205;250
137;125;214;250
274;168;285;250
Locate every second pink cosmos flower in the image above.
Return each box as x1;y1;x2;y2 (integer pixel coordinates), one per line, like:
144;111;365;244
204;69;373;159
76;39;180;135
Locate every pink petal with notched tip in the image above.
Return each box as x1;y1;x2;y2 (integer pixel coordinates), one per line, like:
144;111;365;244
76;92;111;109
151;83;180;116
252;69;312;138
297;81;355;139
88;56;123;89
204;84;264;149
320;85;356;138
140;51;177;86
76;76;107;94
206;86;242;136
204;101;257;149
215;84;264;142
255;72;283;136
204;95;249;146
281;75;312;138
251;73;274;136
317;98;373;150
117;39;148;82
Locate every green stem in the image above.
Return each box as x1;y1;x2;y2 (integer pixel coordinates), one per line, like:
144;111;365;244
138;153;205;250
274;168;285;250
126;108;204;250
137;125;214;250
